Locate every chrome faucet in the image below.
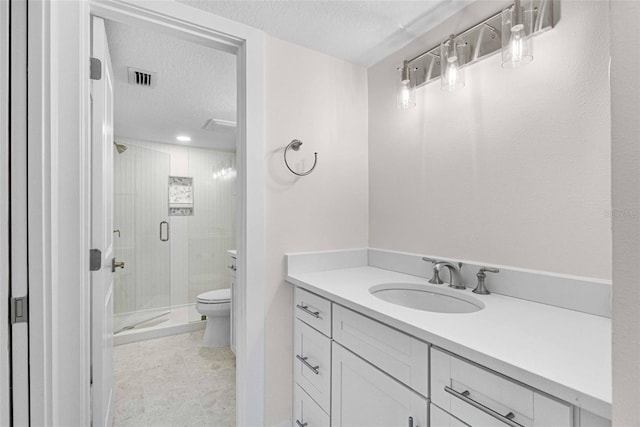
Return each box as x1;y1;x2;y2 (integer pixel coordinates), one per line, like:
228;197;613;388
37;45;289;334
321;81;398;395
422;257;464;288
436;262;465;289
472;267;500;295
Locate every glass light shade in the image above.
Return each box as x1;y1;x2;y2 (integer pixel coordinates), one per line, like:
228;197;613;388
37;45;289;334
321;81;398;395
440;35;465;92
396;62;416;110
501;0;533;68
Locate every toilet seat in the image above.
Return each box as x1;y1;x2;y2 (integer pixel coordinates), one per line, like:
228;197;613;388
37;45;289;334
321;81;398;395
197;288;230;304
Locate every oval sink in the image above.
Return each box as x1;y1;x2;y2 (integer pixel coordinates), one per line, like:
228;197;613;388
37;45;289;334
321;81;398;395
370;283;484;314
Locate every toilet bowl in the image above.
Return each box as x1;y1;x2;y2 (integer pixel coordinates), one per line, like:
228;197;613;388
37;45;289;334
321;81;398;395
195;288;231;347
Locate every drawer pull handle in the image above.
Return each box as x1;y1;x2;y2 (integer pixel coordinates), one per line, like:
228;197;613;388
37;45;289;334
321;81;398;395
408;416;413;427
444;386;523;427
296;420;308;427
296;304;320;318
296;354;320;375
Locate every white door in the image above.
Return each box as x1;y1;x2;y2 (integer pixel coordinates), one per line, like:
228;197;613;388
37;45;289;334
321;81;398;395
331;343;428;427
90;16;115;427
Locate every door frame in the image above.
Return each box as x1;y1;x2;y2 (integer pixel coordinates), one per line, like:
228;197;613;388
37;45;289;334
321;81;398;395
0;0;11;425
26;1;265;425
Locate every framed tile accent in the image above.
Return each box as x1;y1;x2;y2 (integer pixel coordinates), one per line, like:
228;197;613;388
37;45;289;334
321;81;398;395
169;176;194;216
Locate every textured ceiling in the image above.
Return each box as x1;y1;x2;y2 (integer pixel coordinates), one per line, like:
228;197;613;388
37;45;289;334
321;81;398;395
179;0;472;66
105;2;471;151
105;20;237;151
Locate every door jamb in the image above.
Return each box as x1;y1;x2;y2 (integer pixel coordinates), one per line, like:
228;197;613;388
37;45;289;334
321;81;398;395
0;0;12;424
27;1;265;425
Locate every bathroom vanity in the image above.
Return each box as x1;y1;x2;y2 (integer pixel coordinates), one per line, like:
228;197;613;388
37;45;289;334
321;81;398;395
287;249;611;427
227;249;237;355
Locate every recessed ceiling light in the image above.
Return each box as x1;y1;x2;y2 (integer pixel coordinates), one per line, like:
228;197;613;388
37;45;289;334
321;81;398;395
176;135;191;142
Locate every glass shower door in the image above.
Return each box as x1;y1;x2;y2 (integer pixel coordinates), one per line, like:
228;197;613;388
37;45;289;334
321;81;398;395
113;144;171;333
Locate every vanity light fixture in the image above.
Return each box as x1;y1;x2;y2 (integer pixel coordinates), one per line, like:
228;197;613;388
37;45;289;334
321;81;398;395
441;34;465;92
501;0;534;68
176;135;191;142
394;0;556;108
396;60;416;110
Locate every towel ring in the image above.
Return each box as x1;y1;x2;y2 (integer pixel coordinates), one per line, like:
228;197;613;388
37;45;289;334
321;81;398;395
284;139;318;177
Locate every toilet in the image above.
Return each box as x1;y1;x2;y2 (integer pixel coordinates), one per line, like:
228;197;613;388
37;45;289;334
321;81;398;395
195;288;231;347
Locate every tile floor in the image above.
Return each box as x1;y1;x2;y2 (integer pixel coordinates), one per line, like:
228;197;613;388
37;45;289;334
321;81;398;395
113;330;236;427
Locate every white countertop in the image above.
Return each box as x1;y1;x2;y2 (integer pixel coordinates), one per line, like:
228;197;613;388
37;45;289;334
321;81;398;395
287;266;611;418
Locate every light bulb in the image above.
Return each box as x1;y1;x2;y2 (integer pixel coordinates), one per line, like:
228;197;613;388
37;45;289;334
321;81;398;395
446;63;458;91
509;24;525;64
441;34;465;92
501;0;533;68
396;61;416;110
399;80;413;109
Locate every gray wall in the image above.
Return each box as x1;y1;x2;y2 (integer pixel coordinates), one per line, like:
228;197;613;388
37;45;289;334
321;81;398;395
611;1;640;425
367;1;611;280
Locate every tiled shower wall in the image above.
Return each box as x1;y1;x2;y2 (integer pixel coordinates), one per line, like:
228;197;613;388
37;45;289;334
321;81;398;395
115;138;236;322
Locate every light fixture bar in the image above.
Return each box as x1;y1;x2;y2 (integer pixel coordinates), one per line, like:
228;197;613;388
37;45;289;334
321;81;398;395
404;0;556;89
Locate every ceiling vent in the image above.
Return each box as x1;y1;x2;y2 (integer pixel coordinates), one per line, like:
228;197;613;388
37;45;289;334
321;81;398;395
127;67;157;88
202;119;237;132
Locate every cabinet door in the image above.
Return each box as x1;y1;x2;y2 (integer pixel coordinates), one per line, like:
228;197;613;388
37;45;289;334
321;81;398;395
294;384;330;427
230;273;235;355
229;255;236;355
333;304;428;397
332;343;428;427
430;404;470;427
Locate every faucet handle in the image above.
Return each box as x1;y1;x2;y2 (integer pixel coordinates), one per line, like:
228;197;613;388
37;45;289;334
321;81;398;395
422;257;443;284
473;267;499;295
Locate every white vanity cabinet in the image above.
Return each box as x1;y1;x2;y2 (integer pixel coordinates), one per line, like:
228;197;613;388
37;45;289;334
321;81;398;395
292;288;332;427
332;343;428;427
228;252;237;355
290;285;611;427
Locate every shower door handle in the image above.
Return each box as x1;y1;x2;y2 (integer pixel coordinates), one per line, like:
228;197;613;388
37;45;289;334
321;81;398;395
160;221;169;242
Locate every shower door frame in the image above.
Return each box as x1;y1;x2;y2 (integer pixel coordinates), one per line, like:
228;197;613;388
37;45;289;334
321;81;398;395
24;1;265;425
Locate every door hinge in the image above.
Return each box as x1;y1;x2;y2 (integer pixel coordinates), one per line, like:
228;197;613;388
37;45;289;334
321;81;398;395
90;248;102;271
11;296;28;324
90;57;102;80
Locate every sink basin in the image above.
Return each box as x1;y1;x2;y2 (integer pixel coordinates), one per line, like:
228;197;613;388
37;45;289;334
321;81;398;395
370;283;484;314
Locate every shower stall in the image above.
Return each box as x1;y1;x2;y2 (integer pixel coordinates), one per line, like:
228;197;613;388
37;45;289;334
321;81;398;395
113;144;172;333
112;141;236;337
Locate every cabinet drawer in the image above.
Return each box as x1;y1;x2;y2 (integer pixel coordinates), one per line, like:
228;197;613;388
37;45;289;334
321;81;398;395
295;287;331;337
431;348;572;427
294;319;331;412
332;304;428;397
294;384;330;427
430;404;470;427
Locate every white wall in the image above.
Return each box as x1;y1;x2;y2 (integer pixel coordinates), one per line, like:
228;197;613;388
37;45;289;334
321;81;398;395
611;1;640;425
264;36;369;425
368;1;611;279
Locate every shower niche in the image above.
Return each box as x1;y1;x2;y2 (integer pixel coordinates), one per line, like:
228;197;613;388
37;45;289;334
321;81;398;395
168;176;194;216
